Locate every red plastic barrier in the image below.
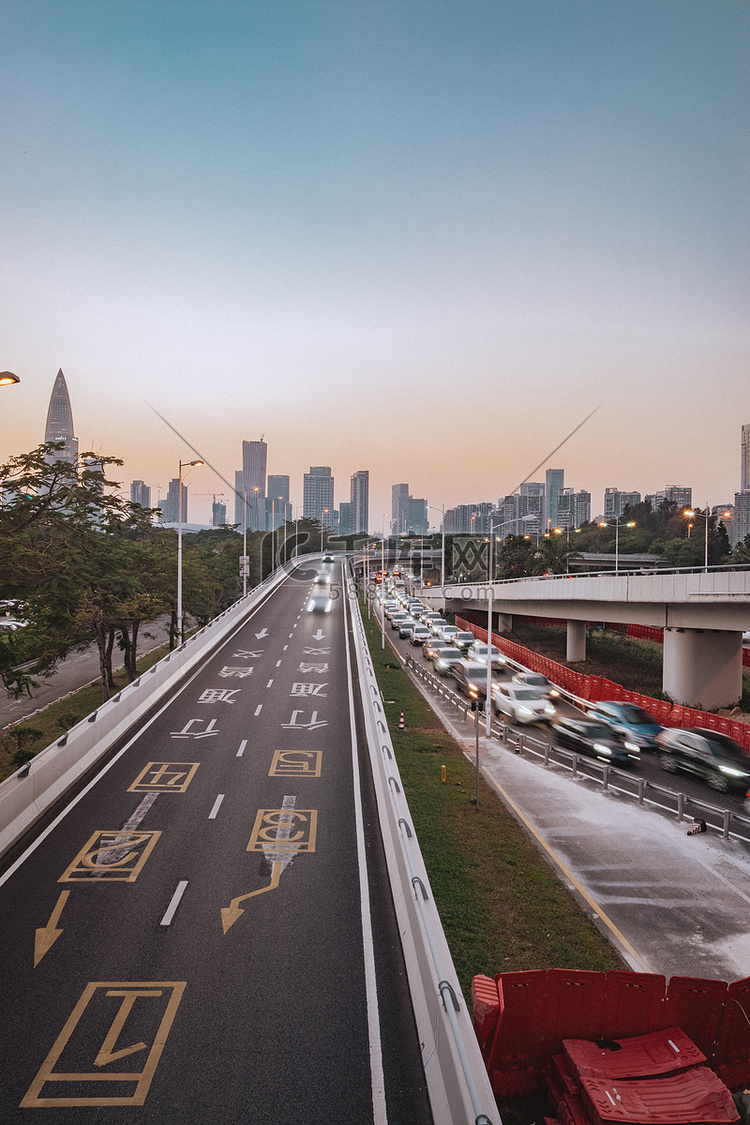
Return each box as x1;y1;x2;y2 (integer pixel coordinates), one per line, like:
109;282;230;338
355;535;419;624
580;1068;739;1125
491;969;549;1065
471;974;500;1060
600;971;667;1041
714;977;750;1092
664;977;728;1059
544;969;607;1056
564;1026;705;1082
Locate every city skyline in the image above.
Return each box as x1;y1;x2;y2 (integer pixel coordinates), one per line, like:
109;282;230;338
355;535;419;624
2;2;748;523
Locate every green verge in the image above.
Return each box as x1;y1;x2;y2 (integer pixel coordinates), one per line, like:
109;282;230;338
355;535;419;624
360;613;624;1002
0;645;169;783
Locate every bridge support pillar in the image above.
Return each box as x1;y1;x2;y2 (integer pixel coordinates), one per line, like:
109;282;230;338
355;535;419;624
663;628;743;709
496;613;513;634
567;620;587;662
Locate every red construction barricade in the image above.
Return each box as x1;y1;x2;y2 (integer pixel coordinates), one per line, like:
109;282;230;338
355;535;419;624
544;969;606;1056
714;977;750;1092
663;976;728;1059
600;971;667;1041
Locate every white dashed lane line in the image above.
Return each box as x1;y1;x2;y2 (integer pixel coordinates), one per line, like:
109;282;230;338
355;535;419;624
236;740;247;757
254;704;263;716
160;881;188;927
267;679;274;688
208;795;225;820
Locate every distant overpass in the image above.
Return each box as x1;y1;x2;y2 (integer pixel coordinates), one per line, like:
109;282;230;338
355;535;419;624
419;567;750;710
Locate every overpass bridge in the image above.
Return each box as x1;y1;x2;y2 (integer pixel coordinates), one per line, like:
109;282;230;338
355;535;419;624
420;567;750;710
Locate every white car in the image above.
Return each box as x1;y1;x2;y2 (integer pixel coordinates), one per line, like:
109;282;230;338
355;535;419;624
467;642;504;669
409;625;432;646
491;682;556;724
512;671;560;700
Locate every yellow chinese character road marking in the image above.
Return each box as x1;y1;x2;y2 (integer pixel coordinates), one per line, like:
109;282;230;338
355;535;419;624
20;982;185;1107
59;831;161;883
247;808;317;852
128;762;199;793
269;750;322;777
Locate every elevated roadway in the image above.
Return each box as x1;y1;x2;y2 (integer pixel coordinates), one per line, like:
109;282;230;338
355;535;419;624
0;562;438;1123
423;568;750;708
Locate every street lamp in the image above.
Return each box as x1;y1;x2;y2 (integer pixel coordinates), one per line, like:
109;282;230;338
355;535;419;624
177;458;204;644
598;516;635;575
484;514;535;735
684;506;731;572
0;371;20;386
427;504;445;587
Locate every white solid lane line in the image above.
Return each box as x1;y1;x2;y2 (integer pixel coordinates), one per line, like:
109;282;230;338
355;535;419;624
160;880;188;926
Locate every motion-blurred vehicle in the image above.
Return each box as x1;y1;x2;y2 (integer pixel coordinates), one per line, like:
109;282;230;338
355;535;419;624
429;618;450;635
451;660;490;701
423;640;452;662
314;572;331;586
492;683;555;725
398;617;417;638
467;642;504;669
512;671;560;700
655;728;750;793
552;715;640;766
307;590;332;613
437;625;460;643
452;631;477;653
433;648;464;676
587;701;663;749
409;625;432;646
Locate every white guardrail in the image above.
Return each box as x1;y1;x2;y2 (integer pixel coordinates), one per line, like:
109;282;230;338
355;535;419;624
0;565;295;859
348;576;498;1125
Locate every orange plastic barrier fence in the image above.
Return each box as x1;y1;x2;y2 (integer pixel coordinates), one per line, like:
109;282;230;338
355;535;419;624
474;969;750;1097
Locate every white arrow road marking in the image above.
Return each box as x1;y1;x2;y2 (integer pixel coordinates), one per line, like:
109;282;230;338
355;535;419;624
255;628;269;639
312;629;326;640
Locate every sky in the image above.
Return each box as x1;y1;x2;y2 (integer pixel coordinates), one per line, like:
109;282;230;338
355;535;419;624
2;0;748;527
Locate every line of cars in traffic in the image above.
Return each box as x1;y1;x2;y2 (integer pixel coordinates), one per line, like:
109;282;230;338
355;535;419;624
376;581;750;798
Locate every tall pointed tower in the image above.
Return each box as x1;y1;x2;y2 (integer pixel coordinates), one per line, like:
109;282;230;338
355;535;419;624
44;369;79;464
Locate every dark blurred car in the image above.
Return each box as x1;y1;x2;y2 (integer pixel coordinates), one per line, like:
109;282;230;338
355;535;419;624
553;715;641;766
451;660;490;700
398;617;417;638
655;728;750;793
588;701;663;749
452;631;477;653
433;648;464;676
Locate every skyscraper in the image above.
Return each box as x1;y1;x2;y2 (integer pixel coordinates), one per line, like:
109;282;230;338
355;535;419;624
392;483;410;534
350;470;369;535
212;497;227;527
44;369;78;465
303;467;334;526
161;478;187;523
242;439;267;531
130;480;151;508
545;468;564;532
267;474;291;529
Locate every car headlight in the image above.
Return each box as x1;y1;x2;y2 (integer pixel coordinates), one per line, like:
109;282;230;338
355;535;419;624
549;689;560;698
593;743;612;755
719;766;750;777
624;741;639;752
544;704;556;716
518;706;533;717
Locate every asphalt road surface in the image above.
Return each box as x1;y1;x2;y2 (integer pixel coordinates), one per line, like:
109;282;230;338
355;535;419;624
0;563;432;1124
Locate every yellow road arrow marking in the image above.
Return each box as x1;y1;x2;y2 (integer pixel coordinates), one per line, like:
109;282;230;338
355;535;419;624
221;861;282;933
34;890;71;967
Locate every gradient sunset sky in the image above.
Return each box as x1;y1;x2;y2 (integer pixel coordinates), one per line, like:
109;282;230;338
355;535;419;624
2;1;748;526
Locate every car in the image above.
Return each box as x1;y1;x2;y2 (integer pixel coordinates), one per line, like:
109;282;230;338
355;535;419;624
467;642;504;669
552;715;640;766
421;611;443;625
512;671;560;700
492;682;556;724
655;728;750;793
409;625;432;646
587;701;663;749
429;618;450;635
307;590;332;613
423;639;452;662
451;660;490;700
398;617;417;638
322;555;335;563
433;648;464;676
437;625;460;643
452;631;477;653
390;612;410;630
314;572;331;586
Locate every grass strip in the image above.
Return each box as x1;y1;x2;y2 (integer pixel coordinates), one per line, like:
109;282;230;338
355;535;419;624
361;613;624;1003
0;645;169;783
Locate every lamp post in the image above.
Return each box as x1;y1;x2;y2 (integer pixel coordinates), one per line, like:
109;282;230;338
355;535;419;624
684;506;730;572
484;514;535;735
598;516;635;575
177;458;204;644
427;504;445;587
0;371;20;386
381;514;389;649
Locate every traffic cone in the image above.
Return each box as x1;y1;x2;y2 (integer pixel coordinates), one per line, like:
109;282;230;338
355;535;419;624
398;711;405;730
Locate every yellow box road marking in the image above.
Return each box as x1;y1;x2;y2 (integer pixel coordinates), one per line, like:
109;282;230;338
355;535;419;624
20;982;185;1107
59;831;161;883
128;762;199;793
269;750;322;777
247;809;317;853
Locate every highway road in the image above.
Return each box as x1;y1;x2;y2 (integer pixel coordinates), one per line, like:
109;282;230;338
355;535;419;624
0;562;433;1124
379;611;749;824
